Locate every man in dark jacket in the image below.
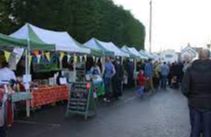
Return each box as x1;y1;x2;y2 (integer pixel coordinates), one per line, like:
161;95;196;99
182;49;211;137
112;59;124;100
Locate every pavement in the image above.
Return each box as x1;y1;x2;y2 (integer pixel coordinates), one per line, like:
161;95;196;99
8;88;190;137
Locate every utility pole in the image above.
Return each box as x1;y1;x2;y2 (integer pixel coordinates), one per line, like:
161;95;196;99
149;0;152;53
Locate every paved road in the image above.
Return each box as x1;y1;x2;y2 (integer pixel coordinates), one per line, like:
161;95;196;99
8;88;190;137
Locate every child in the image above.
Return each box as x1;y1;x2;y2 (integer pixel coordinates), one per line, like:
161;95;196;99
171;76;179;89
136;70;145;97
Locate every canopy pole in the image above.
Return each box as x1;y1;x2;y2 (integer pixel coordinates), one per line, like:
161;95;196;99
101;52;105;77
25;38;31;117
59;52;63;70
73;53;76;82
134;59;137;87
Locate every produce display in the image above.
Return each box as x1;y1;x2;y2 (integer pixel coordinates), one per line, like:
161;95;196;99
31;85;68;109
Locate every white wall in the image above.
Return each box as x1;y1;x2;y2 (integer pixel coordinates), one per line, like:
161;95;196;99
160;51;179;63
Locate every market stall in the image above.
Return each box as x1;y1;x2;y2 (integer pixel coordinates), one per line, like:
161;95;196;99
0;34;54;116
0;32;55;125
10;23;93;111
84;38;116;97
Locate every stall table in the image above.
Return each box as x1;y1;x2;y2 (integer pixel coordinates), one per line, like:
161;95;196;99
11;92;32;103
31;85;68;109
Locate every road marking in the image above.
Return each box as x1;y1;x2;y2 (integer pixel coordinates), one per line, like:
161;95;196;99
15;120;61;127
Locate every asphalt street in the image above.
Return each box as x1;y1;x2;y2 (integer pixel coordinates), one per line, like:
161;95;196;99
8;88;190;137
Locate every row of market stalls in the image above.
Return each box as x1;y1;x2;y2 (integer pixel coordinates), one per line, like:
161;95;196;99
0;23;153;121
2;24;153;65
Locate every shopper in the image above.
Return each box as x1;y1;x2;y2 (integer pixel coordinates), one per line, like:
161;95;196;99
0;89;6;137
160;62;169;89
182;49;211;137
144;59;154;92
112;59;124;100
153;61;161;90
177;62;184;83
0;50;16;137
103;57;116;102
90;62;101;75
127;59;134;88
136;70;145;98
168;63;174;87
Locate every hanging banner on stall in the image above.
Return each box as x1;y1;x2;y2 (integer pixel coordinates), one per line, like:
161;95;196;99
4;51;11;62
60;52;65;61
32;52;60;73
84;55;87;62
13;48;24;64
8;47;24;70
67;54;71;62
74;55;77;63
45;52;50;61
29;55;32;64
8;48;24;70
37;54;41;64
8;52;17;70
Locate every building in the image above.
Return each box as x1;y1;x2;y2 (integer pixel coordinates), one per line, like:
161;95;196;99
160;50;178;63
180;45;198;62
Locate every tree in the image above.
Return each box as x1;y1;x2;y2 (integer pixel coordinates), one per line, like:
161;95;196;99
1;0;145;49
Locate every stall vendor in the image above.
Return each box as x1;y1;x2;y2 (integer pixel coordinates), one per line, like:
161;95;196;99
0;51;16;84
0;50;16;136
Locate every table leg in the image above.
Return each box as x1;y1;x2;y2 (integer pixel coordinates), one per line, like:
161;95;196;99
26;100;30;117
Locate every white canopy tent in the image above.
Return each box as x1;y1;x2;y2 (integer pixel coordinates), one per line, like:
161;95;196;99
139;50;150;59
127;47;147;59
140;50;154;59
84;38;101;51
98;41;129;57
10;23;90;54
84;38;114;56
121;46;136;58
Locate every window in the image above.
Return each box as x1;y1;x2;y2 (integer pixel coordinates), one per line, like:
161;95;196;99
165;54;173;58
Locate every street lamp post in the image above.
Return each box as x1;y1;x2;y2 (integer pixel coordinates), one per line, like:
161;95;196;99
149;0;152;53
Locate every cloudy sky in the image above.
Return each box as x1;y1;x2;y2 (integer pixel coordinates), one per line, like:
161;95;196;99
113;0;211;52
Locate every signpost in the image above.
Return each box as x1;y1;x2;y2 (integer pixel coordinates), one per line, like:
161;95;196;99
66;82;96;120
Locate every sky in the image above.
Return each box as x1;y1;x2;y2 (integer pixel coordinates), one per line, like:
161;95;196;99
113;0;211;52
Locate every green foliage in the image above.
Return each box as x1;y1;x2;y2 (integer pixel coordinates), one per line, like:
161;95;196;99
0;0;145;49
0;0;16;33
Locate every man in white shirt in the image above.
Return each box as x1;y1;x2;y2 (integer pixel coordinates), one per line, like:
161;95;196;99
0;50;16;137
0;51;16;84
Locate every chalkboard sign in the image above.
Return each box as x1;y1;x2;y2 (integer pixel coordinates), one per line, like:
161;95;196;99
75;63;86;82
33;63;60;73
66;82;96;120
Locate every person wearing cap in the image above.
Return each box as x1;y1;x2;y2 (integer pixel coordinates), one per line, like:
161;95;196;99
182;48;211;137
